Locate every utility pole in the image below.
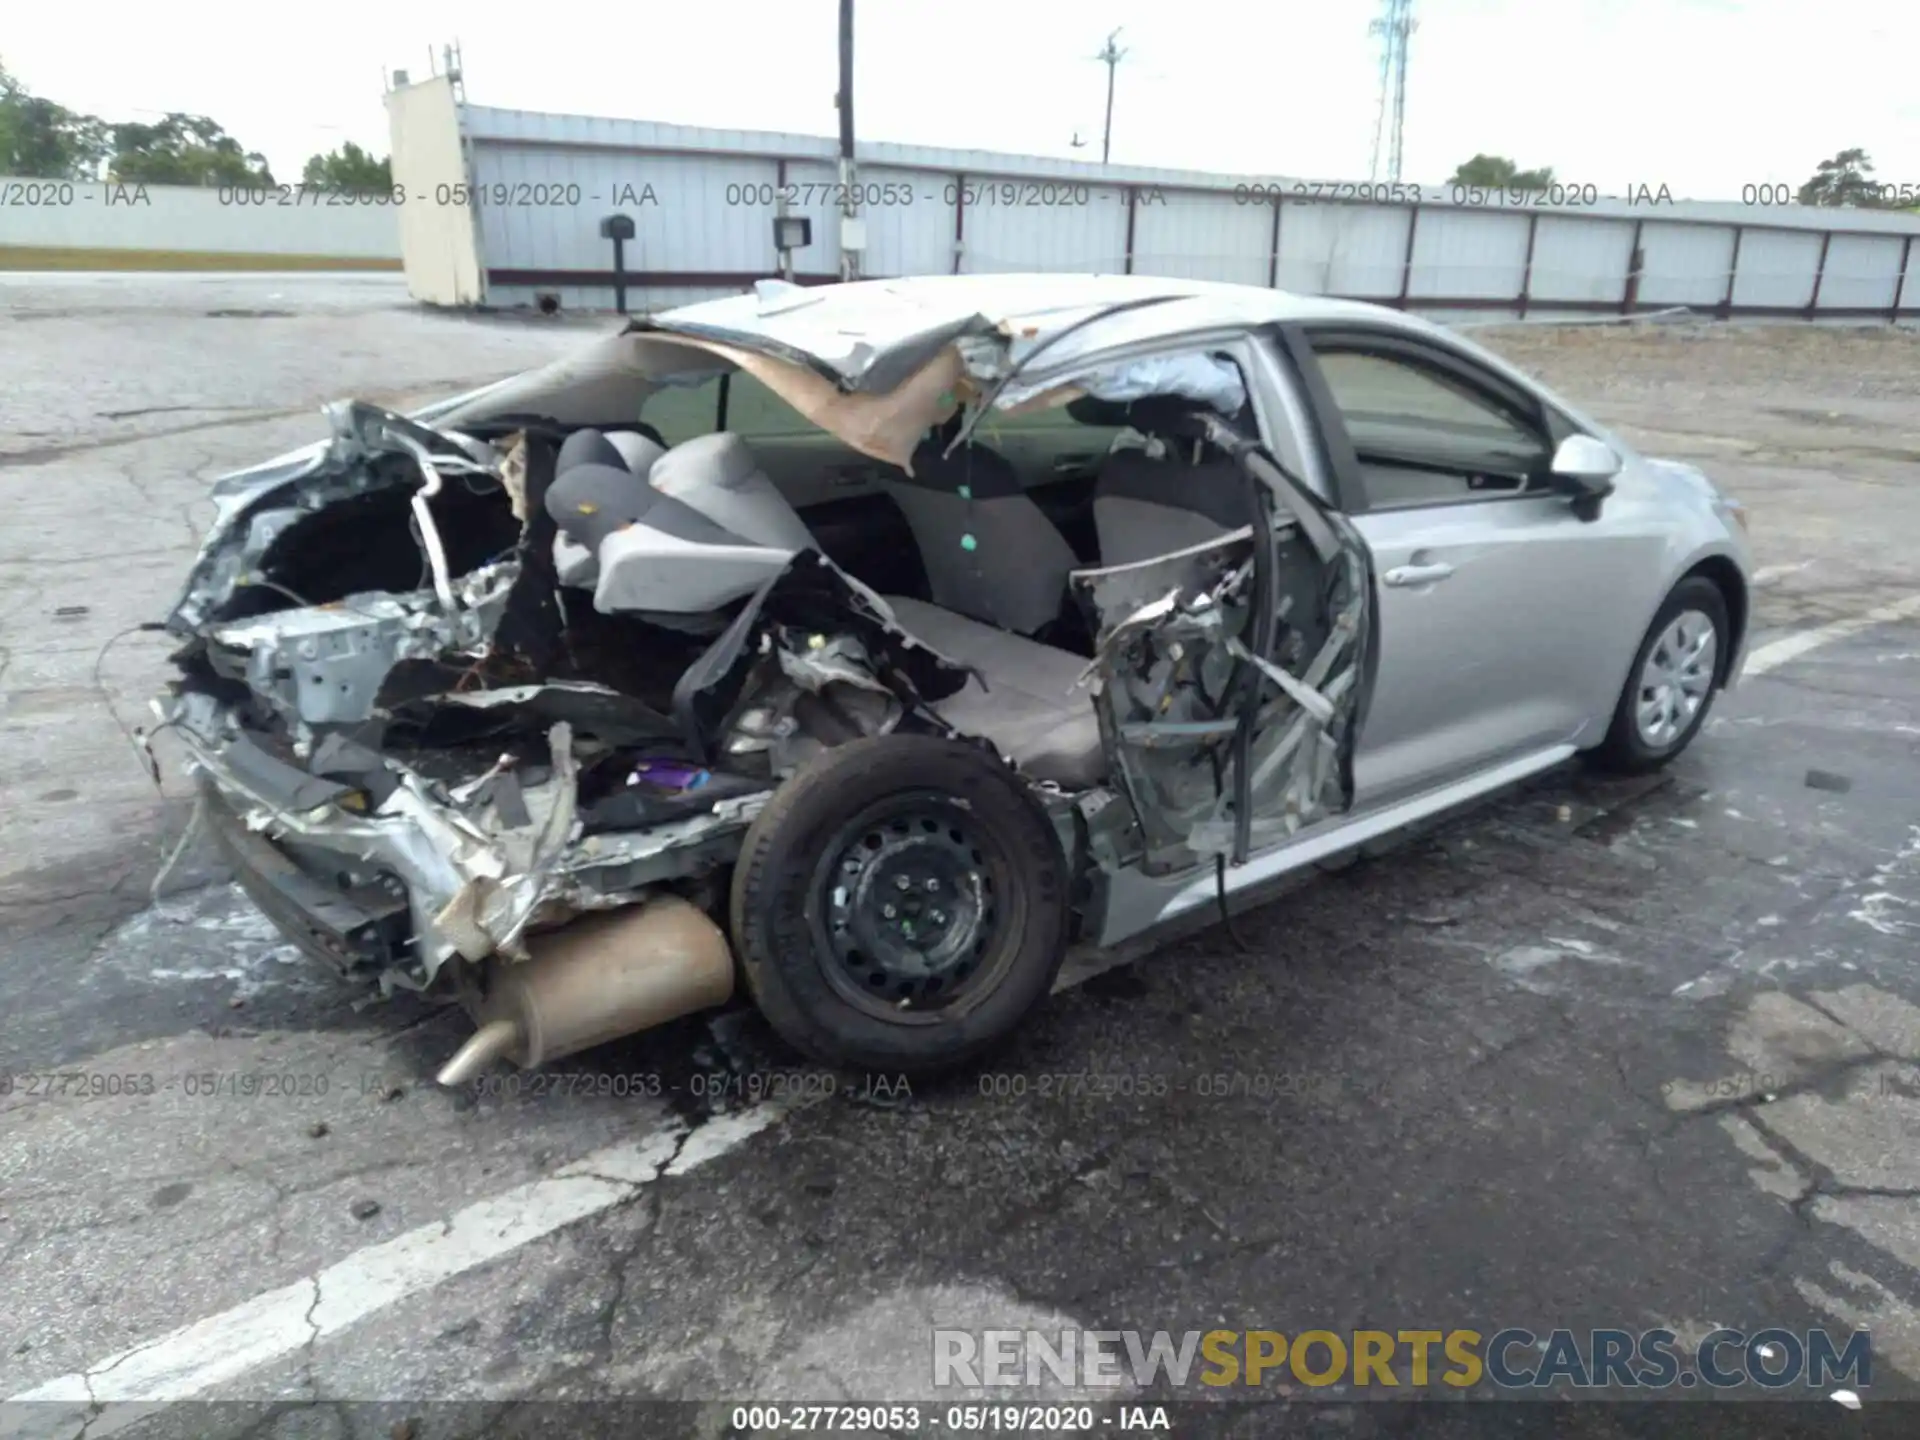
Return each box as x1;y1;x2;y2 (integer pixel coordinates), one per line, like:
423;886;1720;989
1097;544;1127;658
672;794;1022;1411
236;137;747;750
835;0;860;280
1095;28;1127;166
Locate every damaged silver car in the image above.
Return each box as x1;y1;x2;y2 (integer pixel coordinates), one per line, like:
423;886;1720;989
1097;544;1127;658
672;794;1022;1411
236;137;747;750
152;274;1753;1081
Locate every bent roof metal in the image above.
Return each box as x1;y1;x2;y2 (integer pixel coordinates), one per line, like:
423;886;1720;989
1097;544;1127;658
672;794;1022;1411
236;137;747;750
440;276;1499;468
648;274;1396;367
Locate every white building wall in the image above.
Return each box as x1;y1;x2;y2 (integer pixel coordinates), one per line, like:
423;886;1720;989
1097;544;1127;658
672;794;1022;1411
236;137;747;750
384;101;1920;322
1731;229;1824;309
384;75;481;302
0;176;400;268
1819;233;1907;311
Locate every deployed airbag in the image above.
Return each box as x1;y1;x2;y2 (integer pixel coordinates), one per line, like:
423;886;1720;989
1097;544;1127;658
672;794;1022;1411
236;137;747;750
1071;353;1246;414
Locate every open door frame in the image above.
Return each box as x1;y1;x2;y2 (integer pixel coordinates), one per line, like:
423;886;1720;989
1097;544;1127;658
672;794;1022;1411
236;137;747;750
1071;423;1374;878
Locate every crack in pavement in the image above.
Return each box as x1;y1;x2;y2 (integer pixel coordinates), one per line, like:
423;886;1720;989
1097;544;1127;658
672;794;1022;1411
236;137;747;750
0;410;316;469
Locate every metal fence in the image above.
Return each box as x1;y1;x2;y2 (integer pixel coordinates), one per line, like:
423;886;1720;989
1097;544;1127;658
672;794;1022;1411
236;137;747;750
386;78;1920;322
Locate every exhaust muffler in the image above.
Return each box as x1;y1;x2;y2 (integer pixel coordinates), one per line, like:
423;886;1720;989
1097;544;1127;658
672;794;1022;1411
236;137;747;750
435;896;735;1086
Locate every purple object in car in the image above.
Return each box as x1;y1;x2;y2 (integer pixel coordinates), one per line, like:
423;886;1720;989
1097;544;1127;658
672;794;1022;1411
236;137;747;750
629;759;711;792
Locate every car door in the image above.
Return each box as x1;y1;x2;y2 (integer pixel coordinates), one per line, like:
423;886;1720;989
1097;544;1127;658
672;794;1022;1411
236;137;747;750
1283;326;1667;809
1062;342;1376;877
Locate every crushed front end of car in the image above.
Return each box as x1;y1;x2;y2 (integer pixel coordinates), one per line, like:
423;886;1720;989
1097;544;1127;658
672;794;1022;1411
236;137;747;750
150;284;1376;1081
153;391;977;1082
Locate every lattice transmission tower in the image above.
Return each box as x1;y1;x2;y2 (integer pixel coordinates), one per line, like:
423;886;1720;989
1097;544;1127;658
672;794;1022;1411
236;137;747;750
1368;0;1417;183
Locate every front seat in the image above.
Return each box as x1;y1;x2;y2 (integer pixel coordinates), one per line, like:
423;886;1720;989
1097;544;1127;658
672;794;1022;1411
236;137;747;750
549;428;668;588
649;432;815;553
1091;444;1250;568
879;439;1079;637
593;433;813;615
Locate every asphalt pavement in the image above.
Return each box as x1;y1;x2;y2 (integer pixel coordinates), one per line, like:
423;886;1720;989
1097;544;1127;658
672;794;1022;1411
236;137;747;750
3;277;1919;1439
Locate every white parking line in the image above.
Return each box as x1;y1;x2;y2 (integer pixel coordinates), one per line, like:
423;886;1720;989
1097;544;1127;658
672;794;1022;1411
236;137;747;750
2;1103;795;1432
10;591;1920;1427
1744;593;1920;677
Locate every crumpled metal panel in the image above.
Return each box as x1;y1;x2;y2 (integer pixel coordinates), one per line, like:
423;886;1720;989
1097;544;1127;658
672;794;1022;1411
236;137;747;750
207;564;515;727
1075;515;1371;875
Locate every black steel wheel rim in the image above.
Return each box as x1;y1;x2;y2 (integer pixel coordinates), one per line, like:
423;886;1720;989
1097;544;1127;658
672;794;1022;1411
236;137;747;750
808;792;1011;1022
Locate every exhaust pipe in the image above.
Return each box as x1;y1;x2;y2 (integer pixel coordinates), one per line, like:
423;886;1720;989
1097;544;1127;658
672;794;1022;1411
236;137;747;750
436;896;735;1086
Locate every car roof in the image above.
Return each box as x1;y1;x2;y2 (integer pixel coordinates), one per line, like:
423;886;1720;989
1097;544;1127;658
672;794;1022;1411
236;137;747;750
650;274;1438;388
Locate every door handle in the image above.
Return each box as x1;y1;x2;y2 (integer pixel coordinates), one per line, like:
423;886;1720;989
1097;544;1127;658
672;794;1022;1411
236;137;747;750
1382;562;1455;587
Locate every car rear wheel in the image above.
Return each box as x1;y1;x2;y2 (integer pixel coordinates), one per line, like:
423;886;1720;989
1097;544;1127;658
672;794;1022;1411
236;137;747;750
1588;576;1729;774
729;734;1069;1074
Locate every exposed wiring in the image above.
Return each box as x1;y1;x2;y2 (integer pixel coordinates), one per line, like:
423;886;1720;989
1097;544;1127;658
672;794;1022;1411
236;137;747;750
234;577;395;622
149;788;208;902
1215;854;1247;954
1201;746;1248;954
91;621;168;789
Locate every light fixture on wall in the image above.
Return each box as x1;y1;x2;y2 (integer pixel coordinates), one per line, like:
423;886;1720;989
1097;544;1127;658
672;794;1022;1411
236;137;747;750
772;215;813;281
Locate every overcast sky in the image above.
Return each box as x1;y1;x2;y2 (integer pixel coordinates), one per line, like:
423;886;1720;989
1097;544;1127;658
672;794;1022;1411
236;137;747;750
5;0;1914;197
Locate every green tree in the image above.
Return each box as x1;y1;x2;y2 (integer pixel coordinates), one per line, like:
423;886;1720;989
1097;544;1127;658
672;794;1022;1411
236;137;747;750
1796;148;1889;208
301;141;391;192
0;60;109;178
1448;153;1555;190
109;113;273;186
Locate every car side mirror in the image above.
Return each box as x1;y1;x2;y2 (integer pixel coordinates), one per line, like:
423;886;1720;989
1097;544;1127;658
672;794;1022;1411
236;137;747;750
1548;435;1620;518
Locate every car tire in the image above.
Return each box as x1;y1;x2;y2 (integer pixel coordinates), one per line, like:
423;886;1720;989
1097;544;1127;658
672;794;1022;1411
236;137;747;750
729;733;1069;1075
1587;575;1730;774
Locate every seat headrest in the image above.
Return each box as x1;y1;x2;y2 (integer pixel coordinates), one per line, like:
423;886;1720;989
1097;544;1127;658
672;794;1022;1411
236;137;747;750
1066;394;1215;437
649;432;815;552
545;462;657;551
650;432;762;495
607;430;667;476
556;427;625;474
899;439;1024;499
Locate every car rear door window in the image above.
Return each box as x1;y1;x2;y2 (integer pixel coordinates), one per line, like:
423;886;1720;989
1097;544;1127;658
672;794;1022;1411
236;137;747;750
1311;348;1551;510
640;372;818;447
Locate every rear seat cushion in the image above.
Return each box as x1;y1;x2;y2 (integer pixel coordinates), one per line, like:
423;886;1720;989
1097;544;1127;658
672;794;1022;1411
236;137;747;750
882;595;1105;788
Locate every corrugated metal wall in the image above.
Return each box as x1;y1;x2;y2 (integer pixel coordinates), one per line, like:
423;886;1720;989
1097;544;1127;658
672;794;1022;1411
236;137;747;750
389;101;1920;323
